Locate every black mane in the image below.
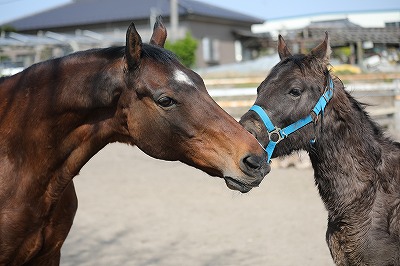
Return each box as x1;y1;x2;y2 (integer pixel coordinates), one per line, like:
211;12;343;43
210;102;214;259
141;43;178;64
93;43;178;65
278;54;329;77
0;76;10;84
1;44;179;86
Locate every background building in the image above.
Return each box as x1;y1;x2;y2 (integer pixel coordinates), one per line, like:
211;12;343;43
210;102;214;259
251;10;400;70
0;0;263;69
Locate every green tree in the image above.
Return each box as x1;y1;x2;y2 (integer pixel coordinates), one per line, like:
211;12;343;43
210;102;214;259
0;25;16;33
165;32;198;68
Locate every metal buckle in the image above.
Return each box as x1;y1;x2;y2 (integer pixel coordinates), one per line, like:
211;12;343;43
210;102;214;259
268;128;284;143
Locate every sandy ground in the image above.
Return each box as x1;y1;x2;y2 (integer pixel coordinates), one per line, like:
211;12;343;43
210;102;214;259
60;143;335;266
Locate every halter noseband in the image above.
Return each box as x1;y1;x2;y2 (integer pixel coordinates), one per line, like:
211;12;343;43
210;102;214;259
250;74;334;163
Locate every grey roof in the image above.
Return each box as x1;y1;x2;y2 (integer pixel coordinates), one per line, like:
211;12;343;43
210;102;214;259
5;0;264;31
0;31;124;47
309;18;361;28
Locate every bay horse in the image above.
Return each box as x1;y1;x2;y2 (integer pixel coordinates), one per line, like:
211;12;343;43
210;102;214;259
0;17;269;265
240;33;400;265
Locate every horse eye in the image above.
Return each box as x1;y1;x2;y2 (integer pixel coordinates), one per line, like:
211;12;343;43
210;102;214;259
289;88;302;98
157;96;176;108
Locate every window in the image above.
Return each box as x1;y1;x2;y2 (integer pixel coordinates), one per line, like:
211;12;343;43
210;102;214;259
234;40;243;62
202;37;219;64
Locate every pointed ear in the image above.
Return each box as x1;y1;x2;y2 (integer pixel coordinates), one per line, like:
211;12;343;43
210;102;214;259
310;32;331;63
278;35;292;60
150;16;167;47
125;22;142;70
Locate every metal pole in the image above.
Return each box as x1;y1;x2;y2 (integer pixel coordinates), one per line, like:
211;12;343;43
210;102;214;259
356;40;363;67
170;0;178;42
150;8;158;31
394;79;400;137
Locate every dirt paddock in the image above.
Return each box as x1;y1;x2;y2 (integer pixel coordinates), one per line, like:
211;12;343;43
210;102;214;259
61;143;334;266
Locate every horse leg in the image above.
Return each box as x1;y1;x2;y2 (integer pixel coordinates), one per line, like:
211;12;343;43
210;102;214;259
326;227;349;266
26;181;78;266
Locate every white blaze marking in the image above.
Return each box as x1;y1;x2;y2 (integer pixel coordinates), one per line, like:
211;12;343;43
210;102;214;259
174;70;195;86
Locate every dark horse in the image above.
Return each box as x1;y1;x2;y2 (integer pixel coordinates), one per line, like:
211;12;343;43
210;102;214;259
0;18;269;265
240;34;400;265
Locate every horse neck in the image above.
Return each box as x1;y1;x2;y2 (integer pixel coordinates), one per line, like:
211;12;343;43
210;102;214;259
1;52;126;198
307;83;389;213
49;54;126;167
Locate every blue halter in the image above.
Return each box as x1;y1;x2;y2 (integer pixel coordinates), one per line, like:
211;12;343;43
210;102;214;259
250;74;334;163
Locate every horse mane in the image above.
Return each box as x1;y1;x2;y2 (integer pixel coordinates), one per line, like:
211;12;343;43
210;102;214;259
6;43;181;111
1;43;178;88
323;70;390;144
87;43;178;65
346;88;385;135
278;54;330;77
0;76;8;84
141;43;178;64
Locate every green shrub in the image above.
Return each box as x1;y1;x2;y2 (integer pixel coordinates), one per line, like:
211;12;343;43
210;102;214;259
165;32;198;68
0;25;16;33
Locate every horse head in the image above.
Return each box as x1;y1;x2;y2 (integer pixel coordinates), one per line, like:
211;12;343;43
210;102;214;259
240;33;333;159
116;17;270;192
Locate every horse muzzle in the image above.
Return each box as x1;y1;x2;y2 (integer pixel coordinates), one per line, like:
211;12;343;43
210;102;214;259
224;153;270;193
224;177;253;193
223;175;265;193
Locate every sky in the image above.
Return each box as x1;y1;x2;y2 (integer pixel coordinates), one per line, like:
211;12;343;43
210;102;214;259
0;0;399;25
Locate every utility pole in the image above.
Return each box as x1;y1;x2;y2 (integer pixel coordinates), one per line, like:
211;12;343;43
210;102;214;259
150;7;158;30
170;0;178;42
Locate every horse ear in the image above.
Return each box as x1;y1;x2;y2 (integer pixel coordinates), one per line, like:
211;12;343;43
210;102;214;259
125;22;142;70
278;35;292;60
150;16;167;47
310;32;331;63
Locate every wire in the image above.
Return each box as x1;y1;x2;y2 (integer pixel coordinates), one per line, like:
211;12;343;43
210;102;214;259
0;0;26;6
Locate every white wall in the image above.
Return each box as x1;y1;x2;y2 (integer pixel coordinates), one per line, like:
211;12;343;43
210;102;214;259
252;11;400;39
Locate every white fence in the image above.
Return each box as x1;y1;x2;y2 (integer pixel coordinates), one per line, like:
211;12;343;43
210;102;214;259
208;80;400;136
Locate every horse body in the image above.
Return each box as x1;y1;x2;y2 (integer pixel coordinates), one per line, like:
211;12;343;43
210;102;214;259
240;34;400;265
310;91;400;265
0;18;269;265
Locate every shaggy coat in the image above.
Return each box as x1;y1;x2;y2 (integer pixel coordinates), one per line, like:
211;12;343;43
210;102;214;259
240;34;400;265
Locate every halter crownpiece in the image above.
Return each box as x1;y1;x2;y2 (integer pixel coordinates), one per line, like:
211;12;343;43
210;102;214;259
250;73;335;162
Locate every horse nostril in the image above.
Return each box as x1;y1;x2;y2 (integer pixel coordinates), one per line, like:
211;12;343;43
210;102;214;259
240;154;270;184
243;155;261;170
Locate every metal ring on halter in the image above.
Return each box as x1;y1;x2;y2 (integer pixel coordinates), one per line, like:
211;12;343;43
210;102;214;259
268;128;284;143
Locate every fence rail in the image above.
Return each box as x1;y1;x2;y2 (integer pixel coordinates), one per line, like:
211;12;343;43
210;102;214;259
204;73;400;87
208;79;400;137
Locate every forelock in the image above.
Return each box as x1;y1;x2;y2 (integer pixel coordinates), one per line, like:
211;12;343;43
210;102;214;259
141;43;179;64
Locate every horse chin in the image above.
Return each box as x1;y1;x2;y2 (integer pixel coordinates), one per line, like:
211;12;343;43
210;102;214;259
224;177;253;193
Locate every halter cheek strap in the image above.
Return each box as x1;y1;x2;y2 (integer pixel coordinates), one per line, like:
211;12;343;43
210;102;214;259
250;74;334;163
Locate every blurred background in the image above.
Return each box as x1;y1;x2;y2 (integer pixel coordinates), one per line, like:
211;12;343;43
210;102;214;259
1;1;399;265
1;0;400;71
1;0;400;139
